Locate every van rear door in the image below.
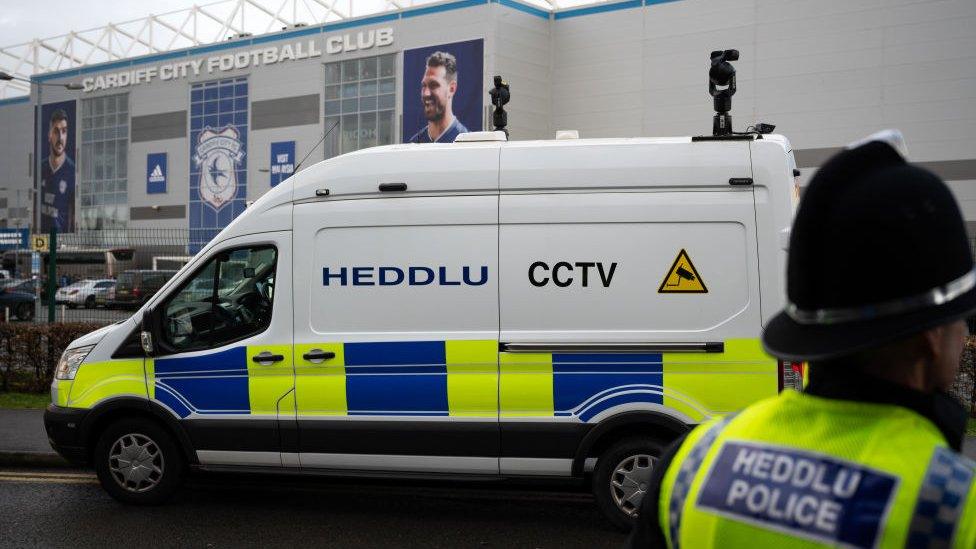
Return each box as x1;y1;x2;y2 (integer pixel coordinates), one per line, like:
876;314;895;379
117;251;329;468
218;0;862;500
495;140;776;473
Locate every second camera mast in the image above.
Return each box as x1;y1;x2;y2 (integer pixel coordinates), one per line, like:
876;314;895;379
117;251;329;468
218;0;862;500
490;75;510;136
699;49;775;140
709;49;739;136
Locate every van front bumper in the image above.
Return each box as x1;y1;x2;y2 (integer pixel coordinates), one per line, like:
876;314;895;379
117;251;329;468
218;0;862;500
43;404;91;465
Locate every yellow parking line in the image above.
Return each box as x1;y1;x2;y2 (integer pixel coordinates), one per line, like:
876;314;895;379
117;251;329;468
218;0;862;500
0;470;95;479
0;471;98;484
0;476;98;484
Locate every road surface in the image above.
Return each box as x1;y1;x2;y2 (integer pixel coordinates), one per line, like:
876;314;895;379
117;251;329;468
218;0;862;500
0;467;626;548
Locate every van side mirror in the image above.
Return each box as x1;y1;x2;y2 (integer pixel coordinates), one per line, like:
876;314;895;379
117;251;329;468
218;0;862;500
140;308;156;357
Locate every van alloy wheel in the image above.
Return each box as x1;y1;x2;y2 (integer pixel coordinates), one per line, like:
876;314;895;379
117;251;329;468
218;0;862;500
609;453;656;517
108;433;165;493
95;419;184;505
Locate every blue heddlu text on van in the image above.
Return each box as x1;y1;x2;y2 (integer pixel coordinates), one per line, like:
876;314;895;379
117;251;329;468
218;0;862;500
323;266;489;286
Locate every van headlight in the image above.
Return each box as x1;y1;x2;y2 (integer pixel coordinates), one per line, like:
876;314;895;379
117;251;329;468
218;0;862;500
55;345;94;380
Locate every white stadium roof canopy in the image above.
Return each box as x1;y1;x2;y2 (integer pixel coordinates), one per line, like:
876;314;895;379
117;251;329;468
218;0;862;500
0;0;613;98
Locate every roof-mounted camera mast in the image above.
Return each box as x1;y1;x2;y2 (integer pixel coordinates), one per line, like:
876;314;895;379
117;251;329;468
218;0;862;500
709;49;738;136
693;49;776;142
490;75;510;137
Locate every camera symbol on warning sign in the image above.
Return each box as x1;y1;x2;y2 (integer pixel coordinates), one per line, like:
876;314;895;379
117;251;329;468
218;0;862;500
658;249;708;293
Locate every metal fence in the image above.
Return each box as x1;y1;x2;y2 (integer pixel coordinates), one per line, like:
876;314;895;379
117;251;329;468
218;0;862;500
1;228;190;325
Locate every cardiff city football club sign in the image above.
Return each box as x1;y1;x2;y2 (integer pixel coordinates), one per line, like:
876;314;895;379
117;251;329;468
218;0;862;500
193;125;245;210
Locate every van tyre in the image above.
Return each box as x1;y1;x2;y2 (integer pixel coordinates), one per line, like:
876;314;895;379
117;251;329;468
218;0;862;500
592;436;665;532
94;419;184;505
85;296;96;308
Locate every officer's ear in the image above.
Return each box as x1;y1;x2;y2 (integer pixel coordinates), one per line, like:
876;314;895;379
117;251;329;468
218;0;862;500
921;320;968;390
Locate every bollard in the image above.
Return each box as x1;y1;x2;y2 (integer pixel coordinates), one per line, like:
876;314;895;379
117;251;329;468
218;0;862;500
60;304;66;323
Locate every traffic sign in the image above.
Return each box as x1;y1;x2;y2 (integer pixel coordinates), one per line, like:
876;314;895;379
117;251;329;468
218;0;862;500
31;235;49;252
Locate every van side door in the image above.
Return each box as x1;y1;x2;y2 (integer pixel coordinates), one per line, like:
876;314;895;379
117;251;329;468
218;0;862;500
292;196;500;474
148;231;294;467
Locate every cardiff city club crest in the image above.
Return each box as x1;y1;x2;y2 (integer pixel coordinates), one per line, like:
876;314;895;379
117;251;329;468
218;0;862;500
193;125;245;209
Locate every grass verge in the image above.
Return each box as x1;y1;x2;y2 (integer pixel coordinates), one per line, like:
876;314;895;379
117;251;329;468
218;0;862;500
0;391;50;409
969;418;976;437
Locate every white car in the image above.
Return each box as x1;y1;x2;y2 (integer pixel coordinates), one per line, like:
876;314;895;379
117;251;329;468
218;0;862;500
55;279;116;309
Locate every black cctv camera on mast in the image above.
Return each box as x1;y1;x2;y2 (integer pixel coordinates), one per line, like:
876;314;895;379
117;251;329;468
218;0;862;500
709;49;738;136
489;75;510;137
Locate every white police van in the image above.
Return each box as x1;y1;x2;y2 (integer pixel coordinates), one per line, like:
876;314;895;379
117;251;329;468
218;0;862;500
45;128;799;528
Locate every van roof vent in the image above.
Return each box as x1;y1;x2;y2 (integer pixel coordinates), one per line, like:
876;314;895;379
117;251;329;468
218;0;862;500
555;130;579;140
455;131;507;143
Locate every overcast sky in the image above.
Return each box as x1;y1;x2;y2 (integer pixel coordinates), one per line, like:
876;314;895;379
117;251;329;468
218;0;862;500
0;0;202;46
0;0;592;50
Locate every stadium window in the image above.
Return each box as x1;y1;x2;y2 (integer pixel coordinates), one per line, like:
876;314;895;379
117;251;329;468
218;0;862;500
324;53;396;159
80;93;129;230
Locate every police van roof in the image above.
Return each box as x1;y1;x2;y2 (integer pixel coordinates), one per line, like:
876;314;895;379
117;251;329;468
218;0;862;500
280;135;791;202
215;134;793;250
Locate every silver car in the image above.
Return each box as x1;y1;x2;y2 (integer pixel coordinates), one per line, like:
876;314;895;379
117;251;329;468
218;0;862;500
55;279;116;309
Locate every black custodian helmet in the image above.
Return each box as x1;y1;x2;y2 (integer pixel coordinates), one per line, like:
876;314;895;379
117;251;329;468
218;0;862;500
762;131;976;361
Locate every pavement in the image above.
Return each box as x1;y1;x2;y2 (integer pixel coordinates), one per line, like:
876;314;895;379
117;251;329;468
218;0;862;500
0;408;68;467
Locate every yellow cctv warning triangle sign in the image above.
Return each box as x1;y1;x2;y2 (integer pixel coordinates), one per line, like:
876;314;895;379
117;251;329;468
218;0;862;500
658;249;708;293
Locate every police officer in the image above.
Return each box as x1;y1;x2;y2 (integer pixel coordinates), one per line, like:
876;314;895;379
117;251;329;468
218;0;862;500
627;132;976;548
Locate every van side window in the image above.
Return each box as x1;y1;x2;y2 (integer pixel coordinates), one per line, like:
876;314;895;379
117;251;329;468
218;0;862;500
161;246;277;352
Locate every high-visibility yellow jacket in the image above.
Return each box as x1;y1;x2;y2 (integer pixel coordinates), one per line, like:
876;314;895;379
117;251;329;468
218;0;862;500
659;390;976;548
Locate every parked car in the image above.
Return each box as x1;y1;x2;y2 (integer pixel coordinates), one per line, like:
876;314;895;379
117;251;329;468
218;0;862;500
109;270;177;309
93;280;116;308
0;279;36;321
55;279;116;309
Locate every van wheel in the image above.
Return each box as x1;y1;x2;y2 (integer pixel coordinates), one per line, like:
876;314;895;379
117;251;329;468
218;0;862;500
592;436;665;531
85;296;96;308
94;419;184;505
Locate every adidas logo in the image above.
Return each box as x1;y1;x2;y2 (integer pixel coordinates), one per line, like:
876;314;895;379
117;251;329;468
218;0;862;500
148;164;165;183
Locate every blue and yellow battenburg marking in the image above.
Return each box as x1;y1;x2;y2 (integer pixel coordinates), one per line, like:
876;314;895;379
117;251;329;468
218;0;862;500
146;339;777;421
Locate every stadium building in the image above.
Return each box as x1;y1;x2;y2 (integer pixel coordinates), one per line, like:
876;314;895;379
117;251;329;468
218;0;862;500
0;0;974;249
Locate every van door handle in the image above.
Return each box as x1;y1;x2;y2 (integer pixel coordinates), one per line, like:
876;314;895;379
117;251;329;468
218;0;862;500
252;351;284;365
303;349;336;364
